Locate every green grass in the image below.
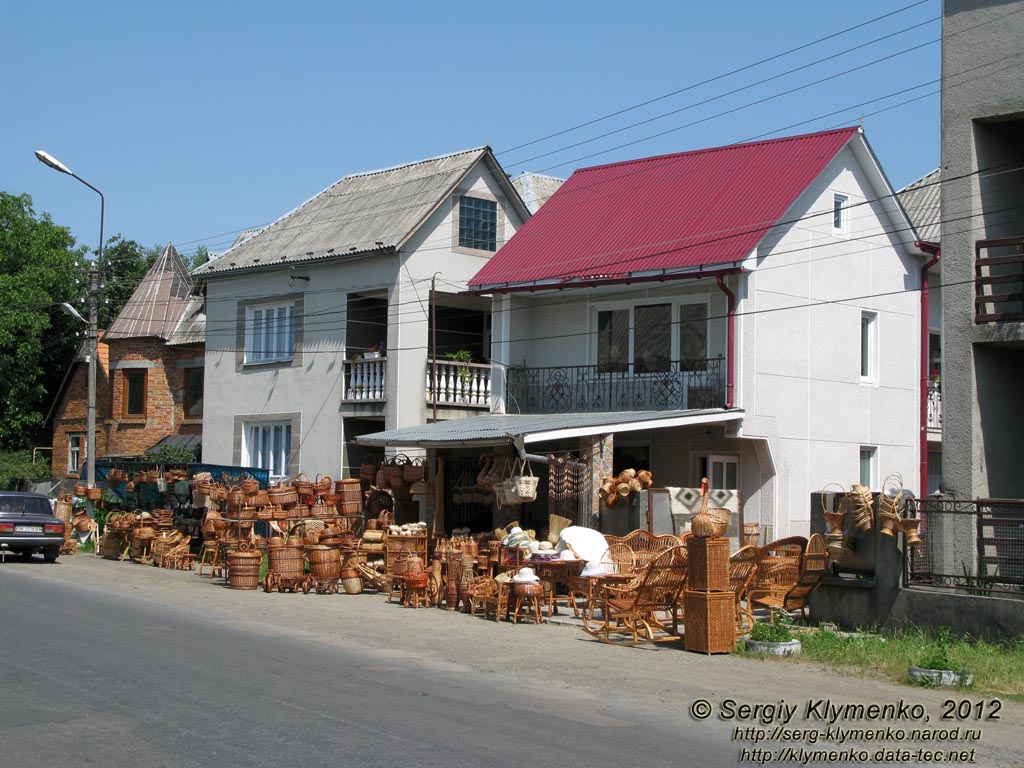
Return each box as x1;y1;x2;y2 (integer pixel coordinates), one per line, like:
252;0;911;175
737;626;1024;700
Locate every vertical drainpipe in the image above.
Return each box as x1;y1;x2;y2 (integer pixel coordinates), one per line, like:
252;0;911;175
916;241;941;497
715;273;737;409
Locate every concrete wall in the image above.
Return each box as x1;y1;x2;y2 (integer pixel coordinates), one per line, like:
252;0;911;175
940;0;1024;499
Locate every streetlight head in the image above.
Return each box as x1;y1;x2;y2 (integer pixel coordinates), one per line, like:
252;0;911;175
35;150;73;176
60;302;87;325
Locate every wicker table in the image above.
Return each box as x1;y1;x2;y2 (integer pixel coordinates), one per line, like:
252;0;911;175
525;559;584;616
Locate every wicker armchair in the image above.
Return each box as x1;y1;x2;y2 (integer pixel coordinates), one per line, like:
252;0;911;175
478;568;522;622
608;530;680;571
583;545;688;646
727;545;761;634
748;534;827;622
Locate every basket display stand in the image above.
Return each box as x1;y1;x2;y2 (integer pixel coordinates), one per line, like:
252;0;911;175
684;487;735;655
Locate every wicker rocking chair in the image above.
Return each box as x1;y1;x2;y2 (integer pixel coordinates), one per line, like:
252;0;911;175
582;545;688;646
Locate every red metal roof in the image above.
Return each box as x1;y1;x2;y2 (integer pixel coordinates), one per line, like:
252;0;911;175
470;127;860;289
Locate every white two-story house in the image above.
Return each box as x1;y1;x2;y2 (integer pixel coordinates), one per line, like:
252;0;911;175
360;127;930;540
195;148;530;480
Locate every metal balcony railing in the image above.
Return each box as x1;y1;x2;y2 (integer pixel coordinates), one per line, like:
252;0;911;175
927;382;942;432
505;358;725;414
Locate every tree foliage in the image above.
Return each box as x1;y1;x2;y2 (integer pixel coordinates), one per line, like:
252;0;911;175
0;192;86;449
0;450;52;490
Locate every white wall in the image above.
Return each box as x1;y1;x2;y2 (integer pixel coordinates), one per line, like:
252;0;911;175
741;145;922;535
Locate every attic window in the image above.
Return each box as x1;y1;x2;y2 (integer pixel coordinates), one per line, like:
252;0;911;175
833;193;849;235
458;196;497;251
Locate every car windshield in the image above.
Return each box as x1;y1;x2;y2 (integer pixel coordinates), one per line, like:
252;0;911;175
0;497;53;516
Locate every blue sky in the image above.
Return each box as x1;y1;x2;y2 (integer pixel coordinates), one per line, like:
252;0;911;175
4;1;942;262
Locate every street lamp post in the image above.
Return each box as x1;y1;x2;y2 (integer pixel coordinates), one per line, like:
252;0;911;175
35;150;104;518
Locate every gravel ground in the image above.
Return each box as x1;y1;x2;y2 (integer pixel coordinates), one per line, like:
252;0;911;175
9;553;1024;765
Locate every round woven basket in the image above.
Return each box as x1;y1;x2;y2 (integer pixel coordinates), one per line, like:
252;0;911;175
228;546;263;590
308;546;341;580
269;547;305;579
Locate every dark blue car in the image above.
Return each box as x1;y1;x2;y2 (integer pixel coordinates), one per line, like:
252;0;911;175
0;492;66;562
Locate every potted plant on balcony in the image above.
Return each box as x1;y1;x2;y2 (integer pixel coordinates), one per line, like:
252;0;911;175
364;343;383;360
445;350;473;388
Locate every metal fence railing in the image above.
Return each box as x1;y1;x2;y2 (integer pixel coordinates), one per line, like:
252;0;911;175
905;497;1024;597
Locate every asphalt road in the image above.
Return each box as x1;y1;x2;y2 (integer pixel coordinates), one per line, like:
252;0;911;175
3;555;1022;767
0;559;722;768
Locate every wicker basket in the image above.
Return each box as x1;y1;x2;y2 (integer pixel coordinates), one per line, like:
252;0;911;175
683;590;735;654
292;473;313;496
308;546;341;581
268;547;305;579
849;484;874;531
227;544;263;589
312;474;333;495
359;454;379;484
268;486;298;507
690;478;731;538
336;478;363;516
241;476;259;495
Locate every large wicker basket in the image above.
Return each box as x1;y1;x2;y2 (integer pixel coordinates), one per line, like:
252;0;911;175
686;537;730;591
683;590;735;654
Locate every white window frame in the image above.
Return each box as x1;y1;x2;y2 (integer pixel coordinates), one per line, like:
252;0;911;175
832;192;850;236
245;421;292;482
68;433;84;474
706;454;739;490
860;310;878;384
859;446;877;489
590;297;711;373
244;302;295;365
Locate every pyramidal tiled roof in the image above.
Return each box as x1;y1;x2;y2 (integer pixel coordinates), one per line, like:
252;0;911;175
104;244;195;340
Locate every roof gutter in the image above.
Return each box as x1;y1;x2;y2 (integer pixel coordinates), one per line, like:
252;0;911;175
463;264;745;296
916;240;940;497
715;273;738;409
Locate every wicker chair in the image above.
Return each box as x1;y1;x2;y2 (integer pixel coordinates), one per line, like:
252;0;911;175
727;545;761;634
750;536;807;594
478;568;522;622
600;543;636;575
608;530;680;571
748;534;827;622
583;545;689;646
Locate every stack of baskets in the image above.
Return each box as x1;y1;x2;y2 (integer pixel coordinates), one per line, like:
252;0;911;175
227;543;263;589
684;479;734;655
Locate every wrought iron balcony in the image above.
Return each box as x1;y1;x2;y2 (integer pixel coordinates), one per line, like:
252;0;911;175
505;358;725;414
927;382;942;433
426;359;491;408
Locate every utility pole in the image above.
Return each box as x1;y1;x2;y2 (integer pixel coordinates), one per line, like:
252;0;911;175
35;150;104;519
431;273;440;422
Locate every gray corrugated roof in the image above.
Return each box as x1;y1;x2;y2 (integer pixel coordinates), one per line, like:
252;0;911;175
105;244;195;340
356;409;740;447
196;147;493;276
165;295;206;346
511;172;565;213
897;169;941;244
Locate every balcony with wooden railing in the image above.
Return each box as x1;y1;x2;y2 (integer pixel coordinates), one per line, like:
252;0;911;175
976;236;1024;324
505;358;725;414
426;359;492;409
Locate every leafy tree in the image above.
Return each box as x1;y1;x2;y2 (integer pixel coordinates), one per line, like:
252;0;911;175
0;192;86;449
96;235;163;329
0;449;51;490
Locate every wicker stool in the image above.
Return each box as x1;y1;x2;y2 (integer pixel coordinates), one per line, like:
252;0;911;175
404;573;429;608
512;582;545;624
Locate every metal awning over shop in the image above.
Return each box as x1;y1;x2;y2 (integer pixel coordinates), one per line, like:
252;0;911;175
355;408;743;449
146;434;202;455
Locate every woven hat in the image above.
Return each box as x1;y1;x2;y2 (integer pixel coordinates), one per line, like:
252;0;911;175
512;567;539;583
558;549;578;561
580;561;608;578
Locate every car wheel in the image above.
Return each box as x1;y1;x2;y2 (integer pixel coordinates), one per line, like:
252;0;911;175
43;548;59;563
